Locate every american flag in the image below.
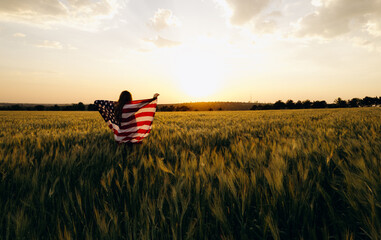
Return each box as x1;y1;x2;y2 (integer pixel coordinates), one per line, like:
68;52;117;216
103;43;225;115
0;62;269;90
94;98;158;143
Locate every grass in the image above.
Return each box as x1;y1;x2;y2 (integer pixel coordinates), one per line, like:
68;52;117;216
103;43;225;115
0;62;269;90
0;108;380;239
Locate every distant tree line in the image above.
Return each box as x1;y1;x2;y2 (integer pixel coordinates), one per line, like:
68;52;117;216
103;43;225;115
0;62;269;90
157;105;190;112
251;96;381;110
0;103;192;112
0;102;98;111
1;96;380;111
157;105;225;112
0;102;194;112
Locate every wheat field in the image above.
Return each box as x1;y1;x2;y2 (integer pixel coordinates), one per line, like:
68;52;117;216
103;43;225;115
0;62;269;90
0;109;380;239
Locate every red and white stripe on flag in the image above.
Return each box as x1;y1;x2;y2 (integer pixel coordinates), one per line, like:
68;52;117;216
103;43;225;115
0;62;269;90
95;98;158;143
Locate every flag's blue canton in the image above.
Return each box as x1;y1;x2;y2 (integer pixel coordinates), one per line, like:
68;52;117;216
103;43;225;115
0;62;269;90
95;100;118;125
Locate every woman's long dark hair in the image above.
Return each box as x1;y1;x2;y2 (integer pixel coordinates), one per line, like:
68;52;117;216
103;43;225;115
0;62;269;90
115;91;132;123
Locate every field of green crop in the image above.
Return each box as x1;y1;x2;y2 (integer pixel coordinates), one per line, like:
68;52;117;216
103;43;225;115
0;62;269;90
0;109;380;239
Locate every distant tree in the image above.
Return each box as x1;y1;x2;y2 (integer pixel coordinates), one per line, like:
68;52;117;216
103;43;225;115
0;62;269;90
295;100;303;109
261;104;272;110
10;105;22;110
72;102;85;111
273;100;286;109
208;108;213;111
250;104;259;110
348;98;360;108
312;101;327;109
47;104;61;111
176;106;190;111
63;105;74;111
311;101;316;108
34;105;45;111
158;105;175;112
335;98;348;108
87;104;97;111
286;100;295;109
218;107;223;111
302;100;312;109
361;96;376;106
52;104;61;111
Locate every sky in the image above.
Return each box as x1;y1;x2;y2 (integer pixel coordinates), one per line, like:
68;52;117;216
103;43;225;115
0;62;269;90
0;0;381;104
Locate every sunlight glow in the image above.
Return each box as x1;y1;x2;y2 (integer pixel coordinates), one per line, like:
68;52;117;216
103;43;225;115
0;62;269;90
173;46;225;99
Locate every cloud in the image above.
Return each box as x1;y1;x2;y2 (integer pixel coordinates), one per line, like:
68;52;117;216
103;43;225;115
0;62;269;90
35;40;77;50
35;40;64;49
365;20;381;37
13;33;26;38
0;0;67;16
0;0;121;30
351;37;381;52
142;9;181;51
251;11;281;34
148;9;181;31
253;19;277;34
67;44;78;50
223;0;272;25
146;36;181;48
295;0;381;38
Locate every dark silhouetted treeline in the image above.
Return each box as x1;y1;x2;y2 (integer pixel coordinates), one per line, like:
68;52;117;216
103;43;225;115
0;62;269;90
251;96;381;110
0;102;98;111
157;105;191;112
1;96;380;111
157;102;253;111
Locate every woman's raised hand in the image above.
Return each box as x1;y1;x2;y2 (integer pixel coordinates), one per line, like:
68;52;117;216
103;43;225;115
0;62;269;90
153;93;160;98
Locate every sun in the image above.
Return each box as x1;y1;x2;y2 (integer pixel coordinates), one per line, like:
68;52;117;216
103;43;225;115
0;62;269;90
173;47;224;99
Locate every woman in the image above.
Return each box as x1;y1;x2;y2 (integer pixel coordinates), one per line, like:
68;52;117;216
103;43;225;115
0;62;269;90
94;91;159;144
114;90;133;124
114;91;159;123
